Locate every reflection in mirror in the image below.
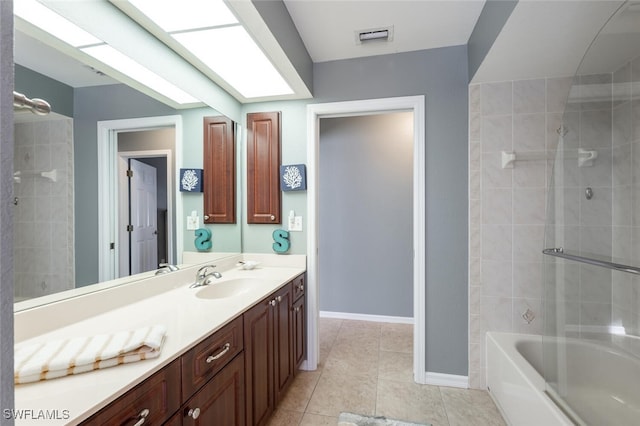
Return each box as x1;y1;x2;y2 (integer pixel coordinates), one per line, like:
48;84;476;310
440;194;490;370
13;29;242;310
13;111;74;302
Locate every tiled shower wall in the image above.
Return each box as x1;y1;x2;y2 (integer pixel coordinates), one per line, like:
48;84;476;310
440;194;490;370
13;116;74;300
470;58;640;388
468;77;572;389
611;55;640;345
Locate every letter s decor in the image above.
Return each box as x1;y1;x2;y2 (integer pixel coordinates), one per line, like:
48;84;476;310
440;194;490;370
194;228;212;251
272;229;290;253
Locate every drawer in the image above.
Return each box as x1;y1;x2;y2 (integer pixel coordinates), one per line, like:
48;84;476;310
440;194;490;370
80;359;181;425
292;273;305;301
181;316;243;399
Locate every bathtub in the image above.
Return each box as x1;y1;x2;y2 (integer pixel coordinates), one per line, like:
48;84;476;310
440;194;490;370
487;332;640;425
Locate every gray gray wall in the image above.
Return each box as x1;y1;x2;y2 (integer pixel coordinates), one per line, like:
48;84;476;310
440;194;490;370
467;0;518;81
314;45;470;375
1;0;14;419
319;113;413;317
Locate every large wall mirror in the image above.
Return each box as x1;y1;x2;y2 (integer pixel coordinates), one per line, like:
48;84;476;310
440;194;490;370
13;26;243;309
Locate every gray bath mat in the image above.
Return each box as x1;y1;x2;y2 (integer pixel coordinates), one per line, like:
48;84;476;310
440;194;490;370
338;412;431;426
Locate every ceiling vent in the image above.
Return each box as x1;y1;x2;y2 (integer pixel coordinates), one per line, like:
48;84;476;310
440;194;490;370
355;26;394;44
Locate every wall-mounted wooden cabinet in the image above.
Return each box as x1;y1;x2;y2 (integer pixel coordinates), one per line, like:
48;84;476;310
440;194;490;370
246;112;281;224
203;116;235;224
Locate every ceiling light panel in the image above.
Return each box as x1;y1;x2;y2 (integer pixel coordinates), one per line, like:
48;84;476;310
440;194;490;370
172;26;294;99
14;0;102;47
82;44;199;104
126;0;238;32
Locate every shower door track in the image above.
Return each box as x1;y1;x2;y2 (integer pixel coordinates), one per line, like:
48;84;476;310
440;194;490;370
543;248;640;275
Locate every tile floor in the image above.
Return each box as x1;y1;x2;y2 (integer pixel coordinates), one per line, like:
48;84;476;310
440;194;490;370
267;318;506;426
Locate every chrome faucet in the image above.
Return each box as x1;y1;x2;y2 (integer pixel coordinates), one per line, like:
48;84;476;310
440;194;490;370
189;264;222;288
155;263;179;275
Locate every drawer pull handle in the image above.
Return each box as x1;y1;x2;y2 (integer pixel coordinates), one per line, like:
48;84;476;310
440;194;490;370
298;284;304;291
187;407;201;419
276;295;282;303
133;408;150;426
206;343;231;363
269;299;276;307
294;307;300;312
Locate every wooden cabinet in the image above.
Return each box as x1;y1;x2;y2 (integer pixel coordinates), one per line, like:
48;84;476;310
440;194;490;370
181;352;245;426
244;294;275;426
292;295;306;370
246;112;281;224
80;359;181;425
203;116;236;224
244;283;295;426
244;274;307;426
79;273;306;426
273;284;294;404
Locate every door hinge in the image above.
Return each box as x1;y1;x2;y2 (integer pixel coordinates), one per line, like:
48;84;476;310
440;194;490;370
126;169;133;178
126;225;134;232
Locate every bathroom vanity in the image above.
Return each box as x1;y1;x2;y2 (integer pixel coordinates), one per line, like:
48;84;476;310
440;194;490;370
13;254;306;425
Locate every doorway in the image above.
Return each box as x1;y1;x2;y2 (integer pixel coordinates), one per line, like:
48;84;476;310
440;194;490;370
97;115;183;282
117;152;170;278
318;112;413;317
306;96;426;383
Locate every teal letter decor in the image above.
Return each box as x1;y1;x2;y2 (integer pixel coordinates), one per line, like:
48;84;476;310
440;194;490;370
272;229;290;253
194;228;212;251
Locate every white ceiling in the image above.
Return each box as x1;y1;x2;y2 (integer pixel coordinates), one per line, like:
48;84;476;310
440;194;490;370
13;0;636;98
471;0;626;83
282;0;486;63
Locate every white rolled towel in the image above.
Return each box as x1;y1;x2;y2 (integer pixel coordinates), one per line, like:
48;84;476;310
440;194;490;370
14;324;166;384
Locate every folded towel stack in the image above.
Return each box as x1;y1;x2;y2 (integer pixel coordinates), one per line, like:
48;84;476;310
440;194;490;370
14;324;166;385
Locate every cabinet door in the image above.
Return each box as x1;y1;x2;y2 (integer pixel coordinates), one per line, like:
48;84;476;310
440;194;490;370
203;116;235;224
246;111;281;224
182;352;245;426
244;297;275;426
273;283;294;404
292;294;306;371
80;359;181;425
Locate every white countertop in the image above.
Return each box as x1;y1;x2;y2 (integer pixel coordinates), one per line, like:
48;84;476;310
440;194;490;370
13;254;306;425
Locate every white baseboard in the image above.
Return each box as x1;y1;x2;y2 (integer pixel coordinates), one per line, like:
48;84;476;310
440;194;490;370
425;372;469;388
319;310;414;324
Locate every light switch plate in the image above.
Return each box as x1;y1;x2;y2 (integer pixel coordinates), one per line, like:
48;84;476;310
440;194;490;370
288;216;303;232
187;214;199;230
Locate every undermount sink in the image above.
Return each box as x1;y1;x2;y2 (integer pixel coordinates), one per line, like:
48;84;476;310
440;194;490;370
195;278;265;300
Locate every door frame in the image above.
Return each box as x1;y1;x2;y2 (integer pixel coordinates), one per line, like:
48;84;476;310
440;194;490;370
117;150;172;278
97;115;183;282
306;96;426;383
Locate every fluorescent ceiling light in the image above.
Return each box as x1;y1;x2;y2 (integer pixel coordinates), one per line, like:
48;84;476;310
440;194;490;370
173;27;294;99
14;0;102;47
82;45;198;105
126;0;238;32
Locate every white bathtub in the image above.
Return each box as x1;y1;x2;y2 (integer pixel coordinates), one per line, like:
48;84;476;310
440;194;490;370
486;333;571;426
487;332;640;425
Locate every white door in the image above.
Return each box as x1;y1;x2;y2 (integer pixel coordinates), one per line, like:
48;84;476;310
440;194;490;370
129;158;158;275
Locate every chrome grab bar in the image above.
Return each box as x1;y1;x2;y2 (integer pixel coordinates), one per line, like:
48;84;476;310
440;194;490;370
542;248;640;275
